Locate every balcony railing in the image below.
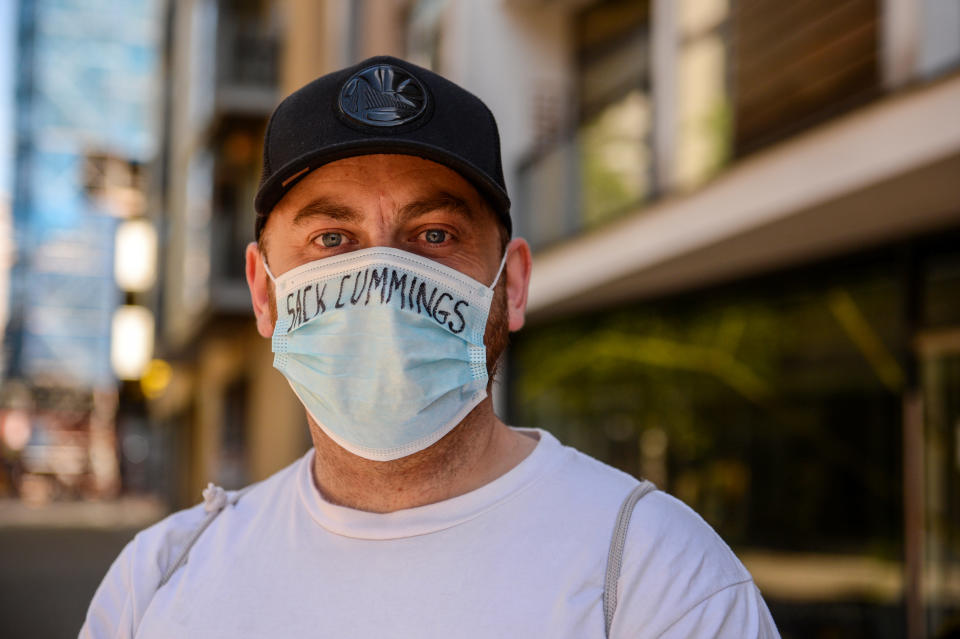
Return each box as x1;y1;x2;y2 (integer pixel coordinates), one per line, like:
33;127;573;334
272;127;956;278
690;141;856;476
215;15;279;115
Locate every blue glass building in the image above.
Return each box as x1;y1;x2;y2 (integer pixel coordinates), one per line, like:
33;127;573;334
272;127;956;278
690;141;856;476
6;0;161;388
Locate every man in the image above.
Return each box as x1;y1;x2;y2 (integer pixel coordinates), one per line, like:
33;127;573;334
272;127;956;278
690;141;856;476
82;56;779;638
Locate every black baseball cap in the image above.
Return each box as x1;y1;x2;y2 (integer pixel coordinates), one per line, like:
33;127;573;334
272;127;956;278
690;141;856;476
254;55;511;239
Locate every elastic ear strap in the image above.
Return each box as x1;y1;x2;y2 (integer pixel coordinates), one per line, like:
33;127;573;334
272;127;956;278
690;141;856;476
262;255;277;283
490;250;508;289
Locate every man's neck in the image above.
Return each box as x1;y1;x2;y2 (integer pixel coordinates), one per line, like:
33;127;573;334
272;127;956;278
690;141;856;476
307;399;537;513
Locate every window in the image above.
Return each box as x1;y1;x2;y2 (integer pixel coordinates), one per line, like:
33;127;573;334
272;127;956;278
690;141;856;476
576;0;653;226
516;0;653;249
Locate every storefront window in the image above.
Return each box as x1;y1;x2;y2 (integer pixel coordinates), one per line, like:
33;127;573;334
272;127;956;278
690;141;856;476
511;233;960;636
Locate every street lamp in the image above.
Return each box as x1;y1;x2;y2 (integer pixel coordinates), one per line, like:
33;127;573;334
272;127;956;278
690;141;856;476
114;218;157;292
110;305;154;380
111;217;158;380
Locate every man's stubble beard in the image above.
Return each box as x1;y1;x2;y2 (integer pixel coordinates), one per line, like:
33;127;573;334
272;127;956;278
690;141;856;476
482;275;510;381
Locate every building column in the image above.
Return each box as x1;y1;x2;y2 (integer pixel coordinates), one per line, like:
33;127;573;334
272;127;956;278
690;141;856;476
882;0;921;89
651;0;678;195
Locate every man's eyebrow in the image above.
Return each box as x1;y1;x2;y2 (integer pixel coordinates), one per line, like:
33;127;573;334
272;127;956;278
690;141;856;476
293;197;363;226
398;192;476;224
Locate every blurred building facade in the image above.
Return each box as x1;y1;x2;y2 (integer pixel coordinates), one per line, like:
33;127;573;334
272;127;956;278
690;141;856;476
150;1;960;637
487;1;959;638
153;0;290;505
0;0;163;502
152;0;399;504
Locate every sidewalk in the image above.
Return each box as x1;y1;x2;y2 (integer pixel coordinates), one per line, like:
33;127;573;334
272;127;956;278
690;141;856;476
0;496;167;530
0;497;168;638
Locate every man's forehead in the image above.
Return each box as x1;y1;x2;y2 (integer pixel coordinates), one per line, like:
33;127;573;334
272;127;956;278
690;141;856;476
300;153;475;183
271;154;491;219
287;192;477;230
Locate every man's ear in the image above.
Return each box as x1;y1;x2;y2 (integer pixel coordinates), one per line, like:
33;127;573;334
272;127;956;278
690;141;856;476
245;242;275;338
504;238;532;332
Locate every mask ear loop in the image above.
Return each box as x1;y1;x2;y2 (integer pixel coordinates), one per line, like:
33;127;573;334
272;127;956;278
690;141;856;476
489;249;509;290
262;254;277;283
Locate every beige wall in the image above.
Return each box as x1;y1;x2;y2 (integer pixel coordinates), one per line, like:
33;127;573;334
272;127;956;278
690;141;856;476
280;0;335;92
247;335;309;482
356;0;407;60
281;0;407;94
181;326;307;501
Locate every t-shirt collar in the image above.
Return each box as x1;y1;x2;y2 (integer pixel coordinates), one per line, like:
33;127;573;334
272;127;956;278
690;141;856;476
296;428;568;539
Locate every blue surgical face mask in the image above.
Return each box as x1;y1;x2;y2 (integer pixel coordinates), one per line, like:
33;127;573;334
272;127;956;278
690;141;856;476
264;247;507;461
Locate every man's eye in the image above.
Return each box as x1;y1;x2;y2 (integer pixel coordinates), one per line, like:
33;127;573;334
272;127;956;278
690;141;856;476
423;229;448;244
319;233;343;248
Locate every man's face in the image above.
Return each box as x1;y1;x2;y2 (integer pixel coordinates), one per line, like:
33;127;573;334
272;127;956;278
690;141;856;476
246;153;530;375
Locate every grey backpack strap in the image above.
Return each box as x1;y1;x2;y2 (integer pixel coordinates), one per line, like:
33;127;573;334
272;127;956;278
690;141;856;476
603;480;657;638
158;483;253;588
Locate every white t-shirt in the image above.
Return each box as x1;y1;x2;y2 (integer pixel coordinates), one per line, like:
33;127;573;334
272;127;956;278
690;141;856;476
80;429;779;638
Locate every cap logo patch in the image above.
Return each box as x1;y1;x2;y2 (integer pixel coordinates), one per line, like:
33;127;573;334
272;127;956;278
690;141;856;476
339;64;427;127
